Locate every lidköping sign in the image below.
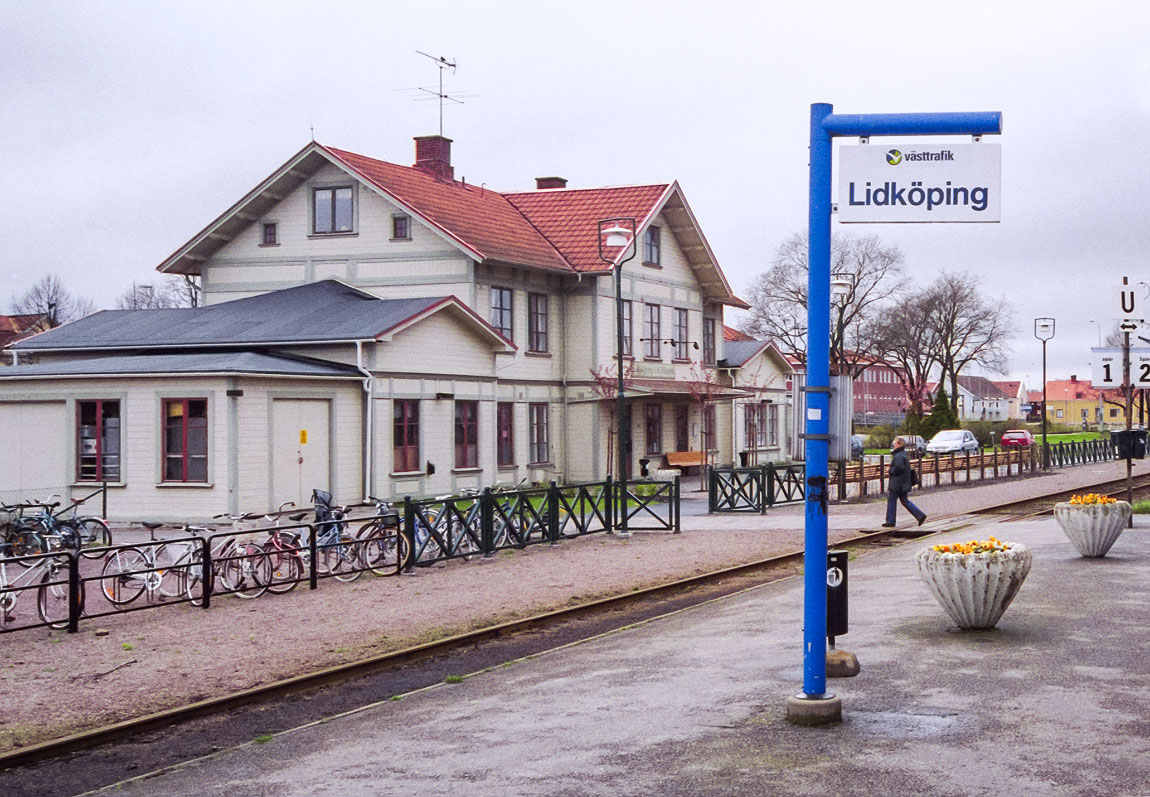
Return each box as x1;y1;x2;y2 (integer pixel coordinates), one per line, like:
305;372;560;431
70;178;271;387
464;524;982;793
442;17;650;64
837;142;1001;223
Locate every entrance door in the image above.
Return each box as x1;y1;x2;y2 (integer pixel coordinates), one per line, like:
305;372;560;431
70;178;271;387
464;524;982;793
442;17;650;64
0;402;67;495
272;399;330;509
622;405;633;479
674;405;689;452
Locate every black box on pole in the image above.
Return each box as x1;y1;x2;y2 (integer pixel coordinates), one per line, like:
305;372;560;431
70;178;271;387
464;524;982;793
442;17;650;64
827;550;848;639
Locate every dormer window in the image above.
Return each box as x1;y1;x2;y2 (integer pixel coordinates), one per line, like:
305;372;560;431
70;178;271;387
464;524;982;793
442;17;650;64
313;186;354;234
392;214;411;241
643;226;661;266
261;222;278;246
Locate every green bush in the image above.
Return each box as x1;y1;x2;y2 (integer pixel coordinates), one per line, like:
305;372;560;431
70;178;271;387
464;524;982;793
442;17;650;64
865;424;897;450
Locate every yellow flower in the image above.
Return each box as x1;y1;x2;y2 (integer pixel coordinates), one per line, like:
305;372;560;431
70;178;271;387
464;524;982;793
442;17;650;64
932;537;1014;554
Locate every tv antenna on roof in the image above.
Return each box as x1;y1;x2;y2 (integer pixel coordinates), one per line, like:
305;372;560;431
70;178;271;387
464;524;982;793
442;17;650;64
404;51;476;136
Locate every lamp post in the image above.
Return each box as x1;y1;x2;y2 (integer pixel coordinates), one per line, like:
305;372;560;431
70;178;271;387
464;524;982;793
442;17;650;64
1034;318;1055;468
599;218;637;537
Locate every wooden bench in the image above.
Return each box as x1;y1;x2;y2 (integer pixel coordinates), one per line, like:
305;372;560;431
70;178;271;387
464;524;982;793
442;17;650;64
665;450;705;474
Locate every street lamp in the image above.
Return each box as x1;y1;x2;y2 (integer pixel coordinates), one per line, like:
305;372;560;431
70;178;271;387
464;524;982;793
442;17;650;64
1035;318;1055;468
599;218;637;537
829;272;854;371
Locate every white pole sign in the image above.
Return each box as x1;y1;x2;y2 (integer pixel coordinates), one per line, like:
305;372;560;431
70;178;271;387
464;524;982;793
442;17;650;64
1092;347;1150;387
837;143;1001;223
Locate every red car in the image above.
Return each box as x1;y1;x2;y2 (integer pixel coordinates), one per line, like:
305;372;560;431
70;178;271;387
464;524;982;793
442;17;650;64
1000;429;1035;448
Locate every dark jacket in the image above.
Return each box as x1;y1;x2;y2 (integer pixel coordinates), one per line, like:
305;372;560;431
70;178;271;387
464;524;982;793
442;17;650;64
888;447;913;494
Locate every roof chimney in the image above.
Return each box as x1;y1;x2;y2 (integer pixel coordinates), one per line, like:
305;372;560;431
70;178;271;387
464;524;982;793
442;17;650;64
1070;374;1077;382
535;176;568;190
413;135;453;181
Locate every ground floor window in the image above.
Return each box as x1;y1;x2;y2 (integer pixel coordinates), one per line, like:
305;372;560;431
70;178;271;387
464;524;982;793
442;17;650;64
394;399;420;472
163;398;207;482
77;399;120;482
529;403;549;464
455;400;479;468
703;404;716;451
645;403;662;454
745;403;768;448
497;402;515;466
768;403;779;447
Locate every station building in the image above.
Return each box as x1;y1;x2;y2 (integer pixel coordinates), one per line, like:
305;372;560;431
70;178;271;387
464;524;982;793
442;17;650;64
0;136;795;521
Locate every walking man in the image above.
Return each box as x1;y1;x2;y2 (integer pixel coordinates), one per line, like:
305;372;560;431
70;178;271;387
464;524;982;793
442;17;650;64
883;436;926;528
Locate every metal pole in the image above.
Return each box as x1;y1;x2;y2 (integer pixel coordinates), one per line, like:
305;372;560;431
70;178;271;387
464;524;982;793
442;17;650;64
1125;329;1134;525
800;102;833;701
1042;339;1049;469
615;261;629;538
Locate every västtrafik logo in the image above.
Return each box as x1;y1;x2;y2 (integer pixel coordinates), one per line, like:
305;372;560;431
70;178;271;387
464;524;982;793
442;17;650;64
886;149;903;165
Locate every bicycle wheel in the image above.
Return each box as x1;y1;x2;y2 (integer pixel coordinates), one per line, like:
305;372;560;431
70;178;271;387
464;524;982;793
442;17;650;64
13;521;48;564
329;533;362;582
38;564;81;629
221;542;270;598
357;522;408;576
185;548;206;605
100;548;149;606
262;540;303;594
78;518;112;558
154;543;192;599
413;510;443;563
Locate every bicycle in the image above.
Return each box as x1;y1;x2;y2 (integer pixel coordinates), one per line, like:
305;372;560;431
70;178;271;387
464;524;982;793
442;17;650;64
15;495;112;559
355;497;408;576
309;490;363;582
1;544;80;630
212;513;277;599
256;502;309;594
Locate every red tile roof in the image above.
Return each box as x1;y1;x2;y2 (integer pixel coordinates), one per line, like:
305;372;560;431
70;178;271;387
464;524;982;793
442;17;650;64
723;325;755;341
323;146;572;272
503;185;671;273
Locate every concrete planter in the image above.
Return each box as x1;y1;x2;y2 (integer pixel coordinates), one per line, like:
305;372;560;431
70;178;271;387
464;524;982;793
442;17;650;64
1053;501;1131;558
916;544;1032;630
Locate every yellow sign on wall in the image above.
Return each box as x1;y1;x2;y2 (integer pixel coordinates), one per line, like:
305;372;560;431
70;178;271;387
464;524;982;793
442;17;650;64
300;430;308;445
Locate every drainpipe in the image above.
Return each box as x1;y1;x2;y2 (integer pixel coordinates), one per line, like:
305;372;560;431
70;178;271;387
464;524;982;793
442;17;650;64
355;340;374;501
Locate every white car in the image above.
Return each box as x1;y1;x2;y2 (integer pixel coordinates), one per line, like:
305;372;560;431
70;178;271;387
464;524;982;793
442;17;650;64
926;429;979;454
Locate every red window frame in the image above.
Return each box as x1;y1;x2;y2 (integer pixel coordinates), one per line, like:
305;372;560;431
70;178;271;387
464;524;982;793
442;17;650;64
497;402;515;466
393;399;420;473
454;400;479;469
162;398;208;483
77;399;121;482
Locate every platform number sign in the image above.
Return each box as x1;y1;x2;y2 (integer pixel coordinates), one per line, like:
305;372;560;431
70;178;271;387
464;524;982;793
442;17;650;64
1092;348;1150;388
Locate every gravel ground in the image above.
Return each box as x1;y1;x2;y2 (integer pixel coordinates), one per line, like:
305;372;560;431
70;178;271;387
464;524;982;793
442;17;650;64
0;459;1137;754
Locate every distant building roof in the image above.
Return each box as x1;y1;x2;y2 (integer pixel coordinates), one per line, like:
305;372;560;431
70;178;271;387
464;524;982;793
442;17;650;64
10;281;512;353
0;351;362;380
954;374;1009;399
0;314;48;349
723;325;755;341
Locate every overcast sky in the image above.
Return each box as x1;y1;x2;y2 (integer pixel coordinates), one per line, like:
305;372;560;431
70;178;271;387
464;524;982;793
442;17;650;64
3;0;1148;387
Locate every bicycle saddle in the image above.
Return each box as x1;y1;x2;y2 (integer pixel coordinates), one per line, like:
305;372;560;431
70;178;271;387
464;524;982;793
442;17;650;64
141;521;164;530
289;512;307;522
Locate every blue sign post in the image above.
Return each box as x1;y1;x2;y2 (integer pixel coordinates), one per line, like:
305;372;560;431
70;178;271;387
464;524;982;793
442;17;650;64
787;104;1003;726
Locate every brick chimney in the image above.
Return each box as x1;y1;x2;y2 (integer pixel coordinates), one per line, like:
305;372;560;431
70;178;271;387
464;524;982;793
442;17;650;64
535;176;568;190
413;135;453;180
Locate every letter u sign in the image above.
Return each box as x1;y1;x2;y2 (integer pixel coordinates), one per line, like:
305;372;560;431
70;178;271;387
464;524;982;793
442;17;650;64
1115;282;1140;318
1121;290;1136;314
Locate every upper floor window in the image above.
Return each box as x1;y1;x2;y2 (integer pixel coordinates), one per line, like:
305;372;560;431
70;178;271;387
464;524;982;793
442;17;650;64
703;317;716;365
392;214;411;240
490;287;513;340
313;186;354;234
528;292;548;353
262;222;278;246
621;300;633;356
163;399;208;483
77;400;120;482
644;304;661;359
672;308;689;360
643;226;661;265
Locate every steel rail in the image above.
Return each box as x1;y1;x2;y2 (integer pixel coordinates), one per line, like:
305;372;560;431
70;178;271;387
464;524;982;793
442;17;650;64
2;472;1142;771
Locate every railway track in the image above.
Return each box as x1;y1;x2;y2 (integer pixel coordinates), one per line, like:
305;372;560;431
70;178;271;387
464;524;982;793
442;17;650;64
2;473;1144;795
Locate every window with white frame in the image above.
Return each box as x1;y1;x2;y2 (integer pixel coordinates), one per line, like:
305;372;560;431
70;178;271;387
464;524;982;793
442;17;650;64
528;293;548;353
703;317;716;365
77;400;120;482
643;226;661;265
490;287;513;340
672;308;689;360
313;186;354;234
644;304;661;358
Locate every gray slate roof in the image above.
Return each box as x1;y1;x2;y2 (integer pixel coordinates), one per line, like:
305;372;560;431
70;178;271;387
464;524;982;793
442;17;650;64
10;281;445;351
0;351;362;379
719;340;768;368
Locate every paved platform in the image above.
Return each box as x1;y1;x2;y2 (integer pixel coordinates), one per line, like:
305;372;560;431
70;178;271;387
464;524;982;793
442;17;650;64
90;499;1150;796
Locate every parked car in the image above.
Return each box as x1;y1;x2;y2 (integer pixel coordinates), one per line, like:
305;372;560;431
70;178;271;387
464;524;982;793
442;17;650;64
926;429;980;454
902;435;927;456
850;434;866;461
1000;429;1035;448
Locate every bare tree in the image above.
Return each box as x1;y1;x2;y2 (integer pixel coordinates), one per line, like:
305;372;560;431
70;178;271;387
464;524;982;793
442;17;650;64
685;359;726;489
927;271;1014;404
744;232;906;376
866;290;941;421
116;276;199;310
10;274;95;327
